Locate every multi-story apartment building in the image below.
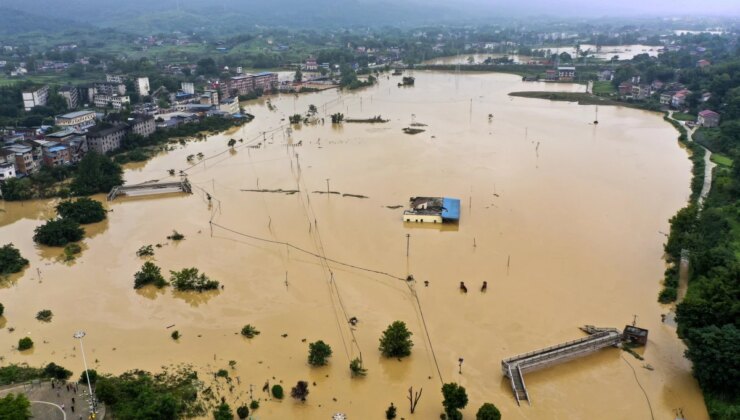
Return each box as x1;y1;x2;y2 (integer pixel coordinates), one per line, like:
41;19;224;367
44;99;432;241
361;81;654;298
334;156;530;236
55;110;97;131
136;77;151;96
94;82;126;96
128;115;156;138
86;125;127;154
254;72;278;92
22;85;49;111
94;94;131;110
59;86;79;109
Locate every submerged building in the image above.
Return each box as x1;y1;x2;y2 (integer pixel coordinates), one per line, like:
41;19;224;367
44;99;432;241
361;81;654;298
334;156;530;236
403;197;460;223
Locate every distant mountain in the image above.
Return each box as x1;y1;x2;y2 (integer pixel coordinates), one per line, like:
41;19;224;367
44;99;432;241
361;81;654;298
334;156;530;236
0;7;83;35
1;0;477;34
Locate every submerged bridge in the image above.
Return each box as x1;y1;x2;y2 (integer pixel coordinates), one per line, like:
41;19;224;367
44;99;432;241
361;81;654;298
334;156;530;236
107;178;192;201
501;326;623;406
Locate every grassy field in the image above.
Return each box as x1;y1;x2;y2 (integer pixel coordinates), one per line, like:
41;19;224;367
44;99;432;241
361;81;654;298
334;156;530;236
592;80;616;94
672;112;696;121
710;153;734;167
508;91;661;111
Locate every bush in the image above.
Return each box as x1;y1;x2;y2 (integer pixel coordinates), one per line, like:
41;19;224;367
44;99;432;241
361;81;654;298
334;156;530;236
215;369;228;378
136;245;155;257
170;268;219;292
249;400;259;410
379;321;414;358
308;340;332;366
476;402;501;420
134;261;168;289
167;230;185;241
56;198;107;224
0;243;29;275
386;402;397;419
291;381;309;402
236;405;249;419
240;324;260;338
350;357;367;376
171;331;181;340
35;310;53;322
213;402;233;420
43;363;72;380
18;337;33;351
63;243;82;261
0;178;34;201
33;218;84;247
271;384;284;399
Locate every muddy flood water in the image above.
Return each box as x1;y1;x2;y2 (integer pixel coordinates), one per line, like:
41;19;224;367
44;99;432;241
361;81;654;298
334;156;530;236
0;71;708;419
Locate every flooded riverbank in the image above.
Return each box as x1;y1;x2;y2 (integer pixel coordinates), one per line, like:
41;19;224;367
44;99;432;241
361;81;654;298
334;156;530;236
0;71;707;419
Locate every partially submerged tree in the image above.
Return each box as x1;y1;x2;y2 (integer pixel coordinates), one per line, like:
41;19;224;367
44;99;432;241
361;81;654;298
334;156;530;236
441;383;468;420
35;310;53;322
240;324;260;338
271;384;284;399
349;357;367;377
0;244;29;275
134;261;168;289
0;393;31;419
476;402;502;420
379;321;414;358
213;402;233;420
33;218;84;247
56;197;107;224
17;337;33;351
290;380;309;402
308;340;332;366
70;152;123;196
170;268;219;292
236;405;249;419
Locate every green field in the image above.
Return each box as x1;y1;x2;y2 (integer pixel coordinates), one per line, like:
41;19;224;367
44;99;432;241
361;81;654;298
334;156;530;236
672;112;696;121
592;81;615;94
710;153;733;167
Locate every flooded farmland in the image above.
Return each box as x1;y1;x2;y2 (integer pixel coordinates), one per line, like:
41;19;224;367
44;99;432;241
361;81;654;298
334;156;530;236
0;71;708;419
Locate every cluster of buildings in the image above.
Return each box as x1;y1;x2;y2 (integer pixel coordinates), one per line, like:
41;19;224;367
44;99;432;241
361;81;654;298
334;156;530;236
217;72;278;99
0;110;156;182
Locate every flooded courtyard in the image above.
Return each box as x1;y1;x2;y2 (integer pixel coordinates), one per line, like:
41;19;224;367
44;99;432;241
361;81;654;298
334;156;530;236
0;71;708;419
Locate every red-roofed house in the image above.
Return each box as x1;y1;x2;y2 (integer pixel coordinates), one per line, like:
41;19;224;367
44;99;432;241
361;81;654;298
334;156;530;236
696;59;711;68
697;110;720;127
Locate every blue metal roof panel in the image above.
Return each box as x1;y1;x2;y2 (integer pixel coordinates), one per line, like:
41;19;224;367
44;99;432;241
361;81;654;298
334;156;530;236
441;198;460;220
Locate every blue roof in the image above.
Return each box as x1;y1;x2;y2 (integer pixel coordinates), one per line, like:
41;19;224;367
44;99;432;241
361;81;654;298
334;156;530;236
48;146;67;152
441;198;460;220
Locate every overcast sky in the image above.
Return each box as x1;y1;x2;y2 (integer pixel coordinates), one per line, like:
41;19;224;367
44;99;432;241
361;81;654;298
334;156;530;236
461;0;739;17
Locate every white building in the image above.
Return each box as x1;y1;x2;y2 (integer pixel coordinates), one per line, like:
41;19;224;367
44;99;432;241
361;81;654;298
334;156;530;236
136;77;151;96
0;162;16;181
106;74;125;83
22;86;49;111
94;94;131;110
181;82;195;95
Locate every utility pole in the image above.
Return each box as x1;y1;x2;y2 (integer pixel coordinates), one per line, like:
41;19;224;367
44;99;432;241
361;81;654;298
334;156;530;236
325;178;330;194
406;234;411;257
458;357;464;374
73;331;97;416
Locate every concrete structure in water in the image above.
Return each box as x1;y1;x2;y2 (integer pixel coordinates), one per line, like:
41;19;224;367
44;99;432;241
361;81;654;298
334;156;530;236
402;197;460;223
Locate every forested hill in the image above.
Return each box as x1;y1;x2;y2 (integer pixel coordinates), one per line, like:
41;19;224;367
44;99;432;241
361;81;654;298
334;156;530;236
0;0;471;34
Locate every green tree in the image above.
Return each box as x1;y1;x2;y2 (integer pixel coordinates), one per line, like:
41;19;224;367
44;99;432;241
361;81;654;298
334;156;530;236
0;393;31;420
684;324;740;396
134;261;168;289
308;340;332;366
70;152;124;196
271;384;284;399
0;303;4;317
0;178;33;201
213;402;233;420
35;310;53;322
56;197;107;224
294;68;303;82
240;324;260;338
0;244;29;275
43;363;72;380
227;139;237;148
236;405;249;419
379;321;414;358
17;337;33;351
33;219;84;247
442;383;468;420
476;402;501;420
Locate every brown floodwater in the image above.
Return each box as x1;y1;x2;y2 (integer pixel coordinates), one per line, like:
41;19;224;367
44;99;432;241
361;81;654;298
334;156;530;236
0;71;707;419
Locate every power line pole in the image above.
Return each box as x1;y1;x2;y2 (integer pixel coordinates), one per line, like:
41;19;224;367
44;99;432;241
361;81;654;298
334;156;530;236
325;178;330;194
406;234;411;257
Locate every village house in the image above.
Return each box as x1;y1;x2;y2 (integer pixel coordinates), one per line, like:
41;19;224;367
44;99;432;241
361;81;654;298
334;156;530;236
94;94;131;110
0;161;15;181
671;90;690;108
2;143;37;175
618;82;633;96
59;86;79;109
253;72;278;92
42;143;72;167
631;84;651;100
305;57;318;71
696;59;711;68
660;92;675;105
127;115;156;138
545;69;558;81
697;110;720;127
219;98;239;115
557;66;575;81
